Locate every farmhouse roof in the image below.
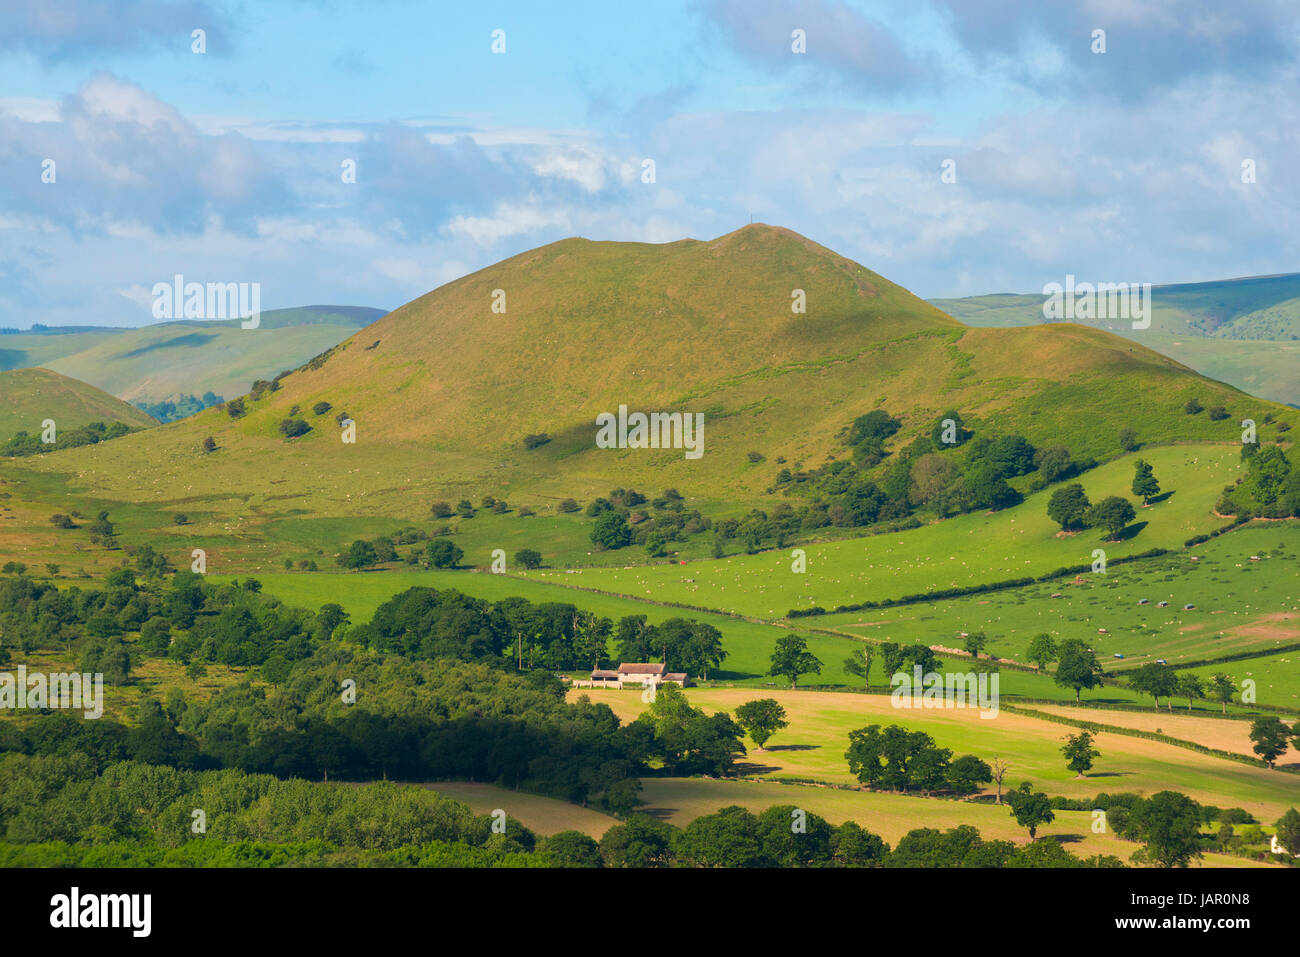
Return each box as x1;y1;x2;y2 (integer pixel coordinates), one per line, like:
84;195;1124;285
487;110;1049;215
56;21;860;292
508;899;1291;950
664;673;688;681
617;662;667;675
591;670;621;679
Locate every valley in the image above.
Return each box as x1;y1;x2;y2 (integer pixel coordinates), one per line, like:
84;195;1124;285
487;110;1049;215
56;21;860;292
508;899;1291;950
2;226;1297;874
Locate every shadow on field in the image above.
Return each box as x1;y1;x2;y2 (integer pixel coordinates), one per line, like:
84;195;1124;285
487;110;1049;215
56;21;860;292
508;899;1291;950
711;670;761;682
1147;490;1175;505
765;744;820;752
637;805;679;823
1113;520;1149;541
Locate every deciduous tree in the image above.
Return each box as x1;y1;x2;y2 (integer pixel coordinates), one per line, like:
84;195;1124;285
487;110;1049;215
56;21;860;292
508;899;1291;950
734;699;788;751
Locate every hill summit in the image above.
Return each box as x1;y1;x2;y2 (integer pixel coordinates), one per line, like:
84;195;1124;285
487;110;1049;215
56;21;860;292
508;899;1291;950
19;225;1277;517
276;223;960;445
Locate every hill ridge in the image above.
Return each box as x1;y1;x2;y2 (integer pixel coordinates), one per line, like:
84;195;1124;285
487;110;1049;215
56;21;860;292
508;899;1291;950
10;225;1289;536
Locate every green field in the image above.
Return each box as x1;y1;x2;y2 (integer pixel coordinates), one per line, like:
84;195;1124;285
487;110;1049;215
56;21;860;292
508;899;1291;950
548;444;1254;618
814;523;1300;679
4;229;1298;871
215;568;866;686
229;562;1282;708
1182;651;1300;712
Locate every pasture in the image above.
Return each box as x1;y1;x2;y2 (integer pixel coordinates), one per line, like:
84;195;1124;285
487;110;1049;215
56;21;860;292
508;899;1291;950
549;445;1250;617
571;687;1300;823
815;523;1300;693
231;570;1149;702
413;778;1276;868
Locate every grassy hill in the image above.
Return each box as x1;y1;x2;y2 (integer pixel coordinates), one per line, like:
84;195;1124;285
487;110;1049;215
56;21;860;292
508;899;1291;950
931;273;1300;339
1142;334;1300;408
6;224;1284;564
40;305;385;406
0;328;121;372
0;368;157;442
932;273;1300;406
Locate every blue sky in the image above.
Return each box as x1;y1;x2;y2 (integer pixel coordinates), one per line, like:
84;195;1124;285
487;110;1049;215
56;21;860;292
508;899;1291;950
2;0;1298;326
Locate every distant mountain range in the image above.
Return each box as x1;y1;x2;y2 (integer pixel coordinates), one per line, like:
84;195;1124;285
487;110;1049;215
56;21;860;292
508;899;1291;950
931;273;1300;406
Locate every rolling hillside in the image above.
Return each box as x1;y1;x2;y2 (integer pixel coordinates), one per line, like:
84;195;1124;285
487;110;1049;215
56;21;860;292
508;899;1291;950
932;273;1300;406
40;306;385;406
0;327;121;372
0;368;157;442
4;225;1290;566
931;273;1300;339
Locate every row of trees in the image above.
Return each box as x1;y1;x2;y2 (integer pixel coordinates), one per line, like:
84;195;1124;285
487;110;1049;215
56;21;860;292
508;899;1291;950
585;487;718;554
2;420;140;457
613;615;727;678
338;529;450;569
339;531;544;571
841;727;1294;868
0;562;733;684
1120;662;1297;766
351;586;728;676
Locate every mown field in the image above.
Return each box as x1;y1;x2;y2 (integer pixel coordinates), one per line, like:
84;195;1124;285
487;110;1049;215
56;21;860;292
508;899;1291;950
416;778;1276;868
636;779;1277;867
570;687;1300;823
1026;704;1284;762
418;782;620;839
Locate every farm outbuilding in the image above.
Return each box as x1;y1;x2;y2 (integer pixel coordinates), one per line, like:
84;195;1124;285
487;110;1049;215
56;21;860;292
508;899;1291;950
573;663;690;689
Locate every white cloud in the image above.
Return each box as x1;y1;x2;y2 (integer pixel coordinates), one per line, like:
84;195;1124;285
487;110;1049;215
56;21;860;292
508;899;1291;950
117;283;155;306
445;202;573;246
74;72;189;130
0;97;60;122
372;257;433;284
532;148;610;192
